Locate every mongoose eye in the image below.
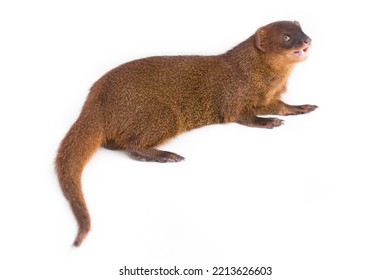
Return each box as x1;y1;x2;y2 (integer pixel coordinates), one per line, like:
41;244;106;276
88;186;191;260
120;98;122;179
284;35;291;42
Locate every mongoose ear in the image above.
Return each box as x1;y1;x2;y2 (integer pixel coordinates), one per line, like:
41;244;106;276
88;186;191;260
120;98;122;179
255;27;268;52
294;20;301;26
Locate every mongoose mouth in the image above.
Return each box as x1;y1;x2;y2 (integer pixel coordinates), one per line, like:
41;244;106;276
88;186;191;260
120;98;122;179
289;45;310;60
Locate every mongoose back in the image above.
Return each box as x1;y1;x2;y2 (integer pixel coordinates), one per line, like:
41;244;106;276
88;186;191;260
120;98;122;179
56;21;317;246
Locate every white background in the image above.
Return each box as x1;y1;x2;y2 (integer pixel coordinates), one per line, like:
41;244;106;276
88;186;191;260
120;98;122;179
1;0;389;279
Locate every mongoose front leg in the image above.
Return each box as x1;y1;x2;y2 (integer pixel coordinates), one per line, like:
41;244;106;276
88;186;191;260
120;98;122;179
125;145;184;163
237;115;284;129
255;100;317;116
279;103;318;116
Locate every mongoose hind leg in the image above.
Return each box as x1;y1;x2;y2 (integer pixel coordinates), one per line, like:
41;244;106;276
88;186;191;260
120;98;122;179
237;116;284;129
125;145;184;163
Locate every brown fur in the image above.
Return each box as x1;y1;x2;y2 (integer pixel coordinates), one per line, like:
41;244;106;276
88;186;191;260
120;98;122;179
56;21;317;246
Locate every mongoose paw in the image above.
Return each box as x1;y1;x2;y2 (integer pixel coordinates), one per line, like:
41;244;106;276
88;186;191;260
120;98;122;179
268;117;284;128
154;151;185;163
237;116;284;128
126;147;185;163
257;117;284;129
290;104;318;115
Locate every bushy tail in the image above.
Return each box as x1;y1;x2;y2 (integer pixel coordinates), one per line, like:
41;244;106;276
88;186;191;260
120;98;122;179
55;110;103;246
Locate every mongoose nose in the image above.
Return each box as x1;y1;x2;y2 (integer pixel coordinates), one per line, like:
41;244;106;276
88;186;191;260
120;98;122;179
304;38;312;45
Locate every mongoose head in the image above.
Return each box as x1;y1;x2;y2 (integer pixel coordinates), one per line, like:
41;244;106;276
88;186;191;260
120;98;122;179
255;21;311;63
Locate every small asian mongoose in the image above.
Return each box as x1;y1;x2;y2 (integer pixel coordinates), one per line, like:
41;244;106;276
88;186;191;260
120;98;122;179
56;21;317;246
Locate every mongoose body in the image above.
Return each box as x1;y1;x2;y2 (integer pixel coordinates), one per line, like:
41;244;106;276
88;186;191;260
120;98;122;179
56;21;317;246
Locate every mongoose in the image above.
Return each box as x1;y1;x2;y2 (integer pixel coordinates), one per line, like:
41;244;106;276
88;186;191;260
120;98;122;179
56;21;317;247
